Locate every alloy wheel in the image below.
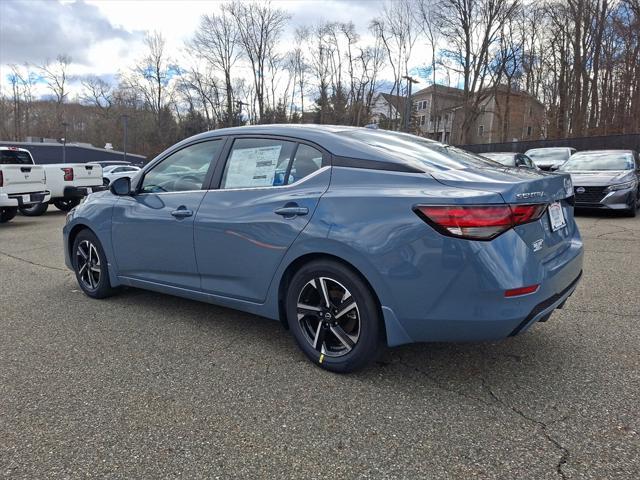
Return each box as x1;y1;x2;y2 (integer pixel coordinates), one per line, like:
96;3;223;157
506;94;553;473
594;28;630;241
76;240;101;290
296;277;360;357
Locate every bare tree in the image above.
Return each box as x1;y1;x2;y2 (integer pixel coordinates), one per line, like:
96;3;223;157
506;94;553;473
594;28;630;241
189;8;240;127
437;0;520;143
227;1;290;120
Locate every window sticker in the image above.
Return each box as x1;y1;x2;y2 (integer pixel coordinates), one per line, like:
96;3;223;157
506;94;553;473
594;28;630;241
224;145;283;188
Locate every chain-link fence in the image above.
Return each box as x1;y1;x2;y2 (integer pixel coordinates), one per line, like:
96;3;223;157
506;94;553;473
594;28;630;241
460;133;640;154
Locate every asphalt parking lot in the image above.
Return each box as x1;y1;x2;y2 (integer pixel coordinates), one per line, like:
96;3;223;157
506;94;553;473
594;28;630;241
1;209;639;479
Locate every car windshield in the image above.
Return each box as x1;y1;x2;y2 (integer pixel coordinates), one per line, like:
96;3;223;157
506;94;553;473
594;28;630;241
559;152;634;171
338;129;499;171
0;150;33;165
482;153;514;166
525;148;570;162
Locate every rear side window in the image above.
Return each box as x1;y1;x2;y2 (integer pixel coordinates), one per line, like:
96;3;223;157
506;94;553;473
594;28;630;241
0;150;33;165
141;140;222;193
221;139;297;189
288;144;323;183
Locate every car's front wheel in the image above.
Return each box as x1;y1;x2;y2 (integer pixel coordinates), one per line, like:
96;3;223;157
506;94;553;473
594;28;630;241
286;260;383;373
72;229;117;299
54;198;81;212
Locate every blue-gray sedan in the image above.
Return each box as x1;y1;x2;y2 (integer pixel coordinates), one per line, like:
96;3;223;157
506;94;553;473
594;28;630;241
63;125;583;372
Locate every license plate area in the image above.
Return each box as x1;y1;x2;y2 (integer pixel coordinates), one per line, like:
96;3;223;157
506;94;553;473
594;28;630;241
548;201;566;232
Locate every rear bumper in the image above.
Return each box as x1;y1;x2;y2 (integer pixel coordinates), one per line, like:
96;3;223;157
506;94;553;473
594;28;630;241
63;185;106;199
508;271;582;336
379;222;584;346
0;190;51;207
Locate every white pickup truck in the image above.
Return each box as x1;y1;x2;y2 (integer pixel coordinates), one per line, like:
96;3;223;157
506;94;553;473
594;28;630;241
0;147;51;223
16;150;106;216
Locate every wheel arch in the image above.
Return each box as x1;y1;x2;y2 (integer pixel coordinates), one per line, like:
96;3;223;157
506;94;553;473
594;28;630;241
276;252;388;344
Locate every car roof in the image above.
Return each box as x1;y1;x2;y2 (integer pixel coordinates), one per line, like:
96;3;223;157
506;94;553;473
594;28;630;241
572;149;635;155
162;124;437;173
0;146;32;153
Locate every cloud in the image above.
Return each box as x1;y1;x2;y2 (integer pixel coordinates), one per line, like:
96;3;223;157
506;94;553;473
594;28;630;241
0;0;138;65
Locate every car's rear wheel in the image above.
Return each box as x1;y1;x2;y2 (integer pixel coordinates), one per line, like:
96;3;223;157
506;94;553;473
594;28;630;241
72;229;117;299
54;198;81;212
286;260;383;373
0;207;18;223
19;202;49;216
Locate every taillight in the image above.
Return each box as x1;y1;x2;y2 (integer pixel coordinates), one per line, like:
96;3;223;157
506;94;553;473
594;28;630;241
61;167;74;181
414;204;547;240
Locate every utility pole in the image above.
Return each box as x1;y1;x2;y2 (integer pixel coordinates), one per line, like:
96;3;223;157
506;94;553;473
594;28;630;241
236;100;249;126
61;121;69;163
121;114;129;163
402;76;419;133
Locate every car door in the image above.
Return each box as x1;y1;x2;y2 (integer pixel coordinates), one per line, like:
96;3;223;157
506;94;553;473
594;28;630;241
111;139;224;289
194;137;331;302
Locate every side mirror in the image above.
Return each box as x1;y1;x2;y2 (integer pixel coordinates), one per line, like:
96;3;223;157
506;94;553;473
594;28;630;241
110;176;131;196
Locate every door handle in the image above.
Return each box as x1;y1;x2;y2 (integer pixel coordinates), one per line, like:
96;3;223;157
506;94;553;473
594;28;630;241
274;206;309;217
171;207;193;218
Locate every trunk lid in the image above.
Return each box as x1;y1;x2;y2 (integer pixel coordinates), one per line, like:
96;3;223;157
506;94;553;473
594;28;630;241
431;166;576;262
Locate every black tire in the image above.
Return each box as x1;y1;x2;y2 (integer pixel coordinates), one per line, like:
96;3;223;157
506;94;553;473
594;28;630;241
286;259;383;373
53;198;81;212
19;201;49;216
0;207;18;223
72;229;118;299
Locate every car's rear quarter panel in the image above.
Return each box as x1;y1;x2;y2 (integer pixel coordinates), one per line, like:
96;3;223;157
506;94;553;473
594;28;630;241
297;166;583;346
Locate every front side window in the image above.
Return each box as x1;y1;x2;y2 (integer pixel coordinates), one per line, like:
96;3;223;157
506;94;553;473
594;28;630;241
221;138;297;189
141;140;222;193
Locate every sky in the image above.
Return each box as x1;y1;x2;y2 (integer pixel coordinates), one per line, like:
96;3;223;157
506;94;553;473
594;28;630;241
0;0;433;98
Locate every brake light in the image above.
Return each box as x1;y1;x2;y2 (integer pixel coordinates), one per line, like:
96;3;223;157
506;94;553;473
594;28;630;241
61;167;74;181
414;204;547;240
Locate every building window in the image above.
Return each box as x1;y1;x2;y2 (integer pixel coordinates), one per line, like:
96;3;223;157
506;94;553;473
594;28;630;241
527;125;532;137
420;115;426;126
444;114;449;123
444;132;451;143
478;125;484;137
416;100;429;110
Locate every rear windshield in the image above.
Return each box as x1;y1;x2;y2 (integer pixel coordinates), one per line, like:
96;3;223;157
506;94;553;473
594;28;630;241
560;152;634;171
525;148;570;162
338;129;498;171
0;150;33;165
482;153;514;165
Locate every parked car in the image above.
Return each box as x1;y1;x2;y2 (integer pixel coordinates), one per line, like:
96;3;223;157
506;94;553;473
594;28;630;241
102;165;141;186
525;147;576;171
558;149;640;216
0;147;50;223
63;125;583;372
19;156;106;216
482;152;539;169
88;160;133;168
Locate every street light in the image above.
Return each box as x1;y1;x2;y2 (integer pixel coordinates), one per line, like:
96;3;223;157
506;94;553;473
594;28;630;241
61;121;69;164
121;114;129;163
402;75;419;133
